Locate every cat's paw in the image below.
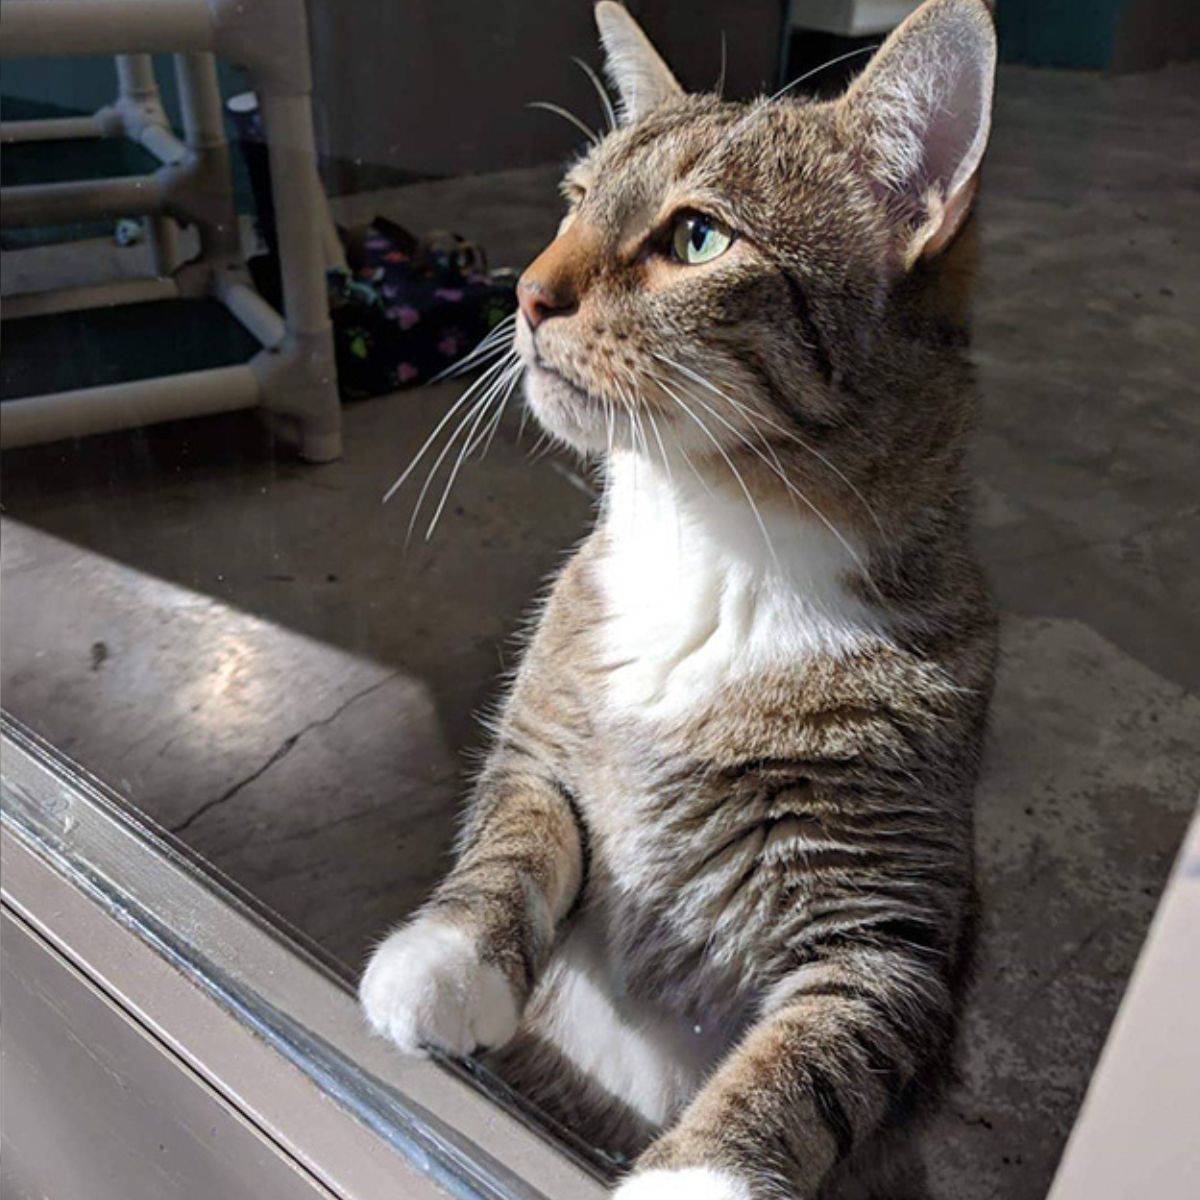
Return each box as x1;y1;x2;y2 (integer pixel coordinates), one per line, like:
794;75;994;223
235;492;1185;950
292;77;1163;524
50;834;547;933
613;1167;752;1200
358;917;520;1057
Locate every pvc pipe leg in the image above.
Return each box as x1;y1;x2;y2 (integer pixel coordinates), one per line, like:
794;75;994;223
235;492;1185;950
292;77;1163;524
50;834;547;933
115;52;157;96
3;277;180;320
148;215;180;275
256;91;341;461
1;175;164;227
173;52;226;148
0;365;260;449
0;1;216;58
168;53;240;264
0;117;100;143
297;427;342;465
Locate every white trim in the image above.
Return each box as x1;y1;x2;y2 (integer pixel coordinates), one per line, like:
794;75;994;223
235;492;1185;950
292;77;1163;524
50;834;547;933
0;715;609;1200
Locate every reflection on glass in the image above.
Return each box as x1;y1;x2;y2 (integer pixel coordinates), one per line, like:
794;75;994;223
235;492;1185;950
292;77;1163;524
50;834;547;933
2;2;1197;1198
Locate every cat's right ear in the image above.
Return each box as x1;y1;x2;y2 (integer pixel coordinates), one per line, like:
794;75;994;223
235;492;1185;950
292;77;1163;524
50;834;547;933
837;0;997;267
595;2;683;125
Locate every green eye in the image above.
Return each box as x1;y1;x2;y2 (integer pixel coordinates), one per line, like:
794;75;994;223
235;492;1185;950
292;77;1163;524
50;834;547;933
670;212;734;265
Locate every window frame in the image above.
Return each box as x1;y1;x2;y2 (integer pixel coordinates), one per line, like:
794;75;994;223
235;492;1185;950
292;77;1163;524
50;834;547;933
0;712;610;1200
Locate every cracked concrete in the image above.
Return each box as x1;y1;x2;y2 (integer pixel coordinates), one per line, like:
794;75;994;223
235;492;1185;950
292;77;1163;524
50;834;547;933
169;672;401;835
1;62;1198;1199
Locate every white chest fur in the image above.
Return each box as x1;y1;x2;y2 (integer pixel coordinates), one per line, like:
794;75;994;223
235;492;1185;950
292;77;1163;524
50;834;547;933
595;453;881;723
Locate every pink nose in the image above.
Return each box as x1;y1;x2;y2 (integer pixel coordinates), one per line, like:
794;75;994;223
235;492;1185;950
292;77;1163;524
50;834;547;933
517;276;575;329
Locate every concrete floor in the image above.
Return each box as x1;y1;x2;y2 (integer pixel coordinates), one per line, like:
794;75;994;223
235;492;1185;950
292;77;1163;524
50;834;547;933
2;64;1199;1199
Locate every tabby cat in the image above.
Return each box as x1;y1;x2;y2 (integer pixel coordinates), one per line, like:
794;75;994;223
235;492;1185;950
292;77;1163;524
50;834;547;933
361;2;999;1196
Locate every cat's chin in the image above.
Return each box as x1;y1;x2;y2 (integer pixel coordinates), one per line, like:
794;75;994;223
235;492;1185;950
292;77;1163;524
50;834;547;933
522;363;612;455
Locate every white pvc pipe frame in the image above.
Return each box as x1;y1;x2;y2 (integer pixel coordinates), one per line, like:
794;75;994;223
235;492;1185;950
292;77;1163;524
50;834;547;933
0;0;342;463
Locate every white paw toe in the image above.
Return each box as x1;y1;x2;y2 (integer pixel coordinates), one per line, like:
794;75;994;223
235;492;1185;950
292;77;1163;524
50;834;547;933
613;1166;752;1200
358;917;519;1057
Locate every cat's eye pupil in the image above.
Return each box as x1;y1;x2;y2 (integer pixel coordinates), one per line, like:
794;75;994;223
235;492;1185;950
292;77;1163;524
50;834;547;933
670;211;732;265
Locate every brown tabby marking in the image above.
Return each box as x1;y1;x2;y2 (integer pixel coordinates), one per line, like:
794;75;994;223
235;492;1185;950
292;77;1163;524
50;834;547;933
361;3;999;1197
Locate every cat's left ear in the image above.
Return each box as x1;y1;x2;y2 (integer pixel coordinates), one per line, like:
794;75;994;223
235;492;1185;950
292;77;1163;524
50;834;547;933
595;2;683;125
838;0;997;267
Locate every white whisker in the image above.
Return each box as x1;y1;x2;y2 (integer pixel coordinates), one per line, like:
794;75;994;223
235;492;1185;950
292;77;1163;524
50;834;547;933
625;386;650;460
527;100;600;146
706;45;879;164
527;431;553;463
429;314;517;383
656;376;779;568
654;352;888;545
572;56;617;132
414;360;523;541
766;45;879;105
433;313;515;372
424;364;520;540
384;352;516;503
406;389;494;540
655;366;878;593
645;404;675;492
474;379;521;457
473;362;525;461
476;381;514;459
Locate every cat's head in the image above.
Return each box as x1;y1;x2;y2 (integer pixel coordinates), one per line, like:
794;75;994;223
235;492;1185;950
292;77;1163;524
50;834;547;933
516;0;996;518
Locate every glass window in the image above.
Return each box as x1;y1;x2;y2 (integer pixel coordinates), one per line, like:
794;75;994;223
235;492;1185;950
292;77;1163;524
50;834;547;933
2;3;1196;1197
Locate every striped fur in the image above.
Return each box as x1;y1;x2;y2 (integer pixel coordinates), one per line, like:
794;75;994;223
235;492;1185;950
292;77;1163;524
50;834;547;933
362;2;998;1196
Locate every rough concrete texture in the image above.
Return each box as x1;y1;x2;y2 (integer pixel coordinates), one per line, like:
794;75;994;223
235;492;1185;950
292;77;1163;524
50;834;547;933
2;64;1198;1198
925;617;1199;1196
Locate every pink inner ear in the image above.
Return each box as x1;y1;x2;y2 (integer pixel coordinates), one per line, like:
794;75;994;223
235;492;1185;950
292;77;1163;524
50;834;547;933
922;56;989;201
922;172;978;259
842;2;996;197
838;0;996;264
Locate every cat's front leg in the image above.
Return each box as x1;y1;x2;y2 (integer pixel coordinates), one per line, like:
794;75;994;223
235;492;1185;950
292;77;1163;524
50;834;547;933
360;767;586;1058
614;945;953;1199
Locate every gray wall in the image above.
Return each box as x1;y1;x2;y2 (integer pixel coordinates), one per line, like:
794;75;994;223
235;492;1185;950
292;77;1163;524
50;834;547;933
1113;0;1200;72
307;0;784;189
0;3;786;191
996;0;1199;70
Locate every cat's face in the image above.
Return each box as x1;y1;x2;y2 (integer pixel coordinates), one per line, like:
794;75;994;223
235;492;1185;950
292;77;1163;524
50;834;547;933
516;94;886;458
516;0;996;492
